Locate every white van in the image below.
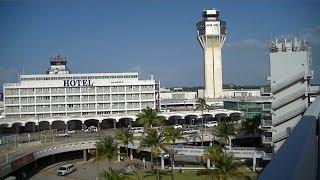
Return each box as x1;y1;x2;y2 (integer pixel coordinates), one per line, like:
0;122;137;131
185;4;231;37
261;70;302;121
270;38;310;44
84;126;98;133
129;127;144;133
57;164;77;176
204;121;218;128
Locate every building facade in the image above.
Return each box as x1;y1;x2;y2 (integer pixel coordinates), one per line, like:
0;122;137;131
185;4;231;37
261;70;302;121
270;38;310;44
3;55;160;120
223;97;271;120
268;38;313;152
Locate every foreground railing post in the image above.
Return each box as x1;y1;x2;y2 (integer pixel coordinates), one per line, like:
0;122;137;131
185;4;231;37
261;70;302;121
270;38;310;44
161;154;165;170
117;147;120;162
207;158;210;169
252;152;256;172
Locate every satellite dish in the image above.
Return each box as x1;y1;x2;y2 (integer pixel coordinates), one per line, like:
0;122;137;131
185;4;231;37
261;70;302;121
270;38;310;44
53;68;58;74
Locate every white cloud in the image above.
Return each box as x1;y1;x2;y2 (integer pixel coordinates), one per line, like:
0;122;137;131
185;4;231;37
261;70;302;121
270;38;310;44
303;25;320;45
225;39;266;48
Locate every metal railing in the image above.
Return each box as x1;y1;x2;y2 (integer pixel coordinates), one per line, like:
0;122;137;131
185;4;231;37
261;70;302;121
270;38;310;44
259;96;320;180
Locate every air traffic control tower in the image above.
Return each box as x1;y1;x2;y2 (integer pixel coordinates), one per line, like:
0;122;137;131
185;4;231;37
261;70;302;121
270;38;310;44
197;9;226;98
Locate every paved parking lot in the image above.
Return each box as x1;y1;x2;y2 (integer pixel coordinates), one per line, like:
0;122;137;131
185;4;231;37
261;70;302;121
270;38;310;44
31;159;117;180
30;158;152;180
30;154;206;180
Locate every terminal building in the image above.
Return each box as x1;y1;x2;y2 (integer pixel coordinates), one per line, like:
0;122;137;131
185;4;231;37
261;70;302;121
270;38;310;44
3;55;160;120
160;87;262;112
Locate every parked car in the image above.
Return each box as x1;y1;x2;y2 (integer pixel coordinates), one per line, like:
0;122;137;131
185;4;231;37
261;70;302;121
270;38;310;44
203;121;218;128
187;124;198;128
173;124;182;129
183;128;199;134
56;131;71;137
129;127;144;133
65;130;76;134
57;164;77;176
85;126;98;133
152;126;162;132
158;153;170;158
240;159;246;163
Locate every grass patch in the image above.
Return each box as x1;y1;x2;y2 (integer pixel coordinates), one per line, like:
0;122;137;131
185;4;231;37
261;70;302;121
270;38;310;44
125;169;257;180
127;170;199;180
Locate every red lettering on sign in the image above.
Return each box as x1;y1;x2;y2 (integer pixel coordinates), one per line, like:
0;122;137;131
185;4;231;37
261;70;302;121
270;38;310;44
11;153;34;170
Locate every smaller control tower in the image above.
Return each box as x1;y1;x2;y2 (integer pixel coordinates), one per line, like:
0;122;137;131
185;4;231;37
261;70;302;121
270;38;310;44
196;9;226;98
47;54;70;74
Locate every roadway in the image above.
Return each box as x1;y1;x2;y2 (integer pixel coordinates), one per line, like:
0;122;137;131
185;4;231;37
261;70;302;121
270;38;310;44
0;126;270;178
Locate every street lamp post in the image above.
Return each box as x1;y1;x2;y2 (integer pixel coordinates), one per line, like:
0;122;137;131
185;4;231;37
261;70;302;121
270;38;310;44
37;115;40;141
96;134;99;180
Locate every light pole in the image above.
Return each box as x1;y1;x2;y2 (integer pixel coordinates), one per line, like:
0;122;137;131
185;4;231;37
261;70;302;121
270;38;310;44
37;115;40;141
95;134;99;180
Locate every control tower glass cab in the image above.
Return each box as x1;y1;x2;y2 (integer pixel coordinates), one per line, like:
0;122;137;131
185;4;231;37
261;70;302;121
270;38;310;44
196;9;226;99
196;9;226;46
47;54;70;74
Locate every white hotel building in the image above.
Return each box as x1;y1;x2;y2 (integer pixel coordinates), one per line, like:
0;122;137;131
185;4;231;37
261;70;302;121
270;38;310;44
3;55;160;121
1;55;241;132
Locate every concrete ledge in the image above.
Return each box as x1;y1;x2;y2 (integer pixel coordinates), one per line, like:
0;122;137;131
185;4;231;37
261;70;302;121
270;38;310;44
18;141;41;148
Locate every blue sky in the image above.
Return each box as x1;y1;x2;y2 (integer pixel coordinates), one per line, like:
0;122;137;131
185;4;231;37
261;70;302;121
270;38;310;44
0;0;319;89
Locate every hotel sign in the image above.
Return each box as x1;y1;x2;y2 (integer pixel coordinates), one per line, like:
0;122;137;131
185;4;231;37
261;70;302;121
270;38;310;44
63;80;94;87
11;152;34;170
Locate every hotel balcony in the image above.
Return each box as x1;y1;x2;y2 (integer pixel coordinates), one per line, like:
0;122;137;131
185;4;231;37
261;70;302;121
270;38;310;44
35;100;50;104
126;96;140;101
51;90;65;94
111;88;125;93
20;91;35;96
97;105;110;110
125;88;140;92
141;88;154;92
51;99;65;103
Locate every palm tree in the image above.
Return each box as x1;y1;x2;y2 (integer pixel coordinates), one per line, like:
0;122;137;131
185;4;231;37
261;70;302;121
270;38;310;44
94;136;119;180
138;128;166;170
137;107;162;129
163;127;185;180
195;98;209;147
212;153;249;180
214;121;236;150
242;114;261;136
95;136;119;162
115;128;134;157
204;144;223;163
204;145;250;180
